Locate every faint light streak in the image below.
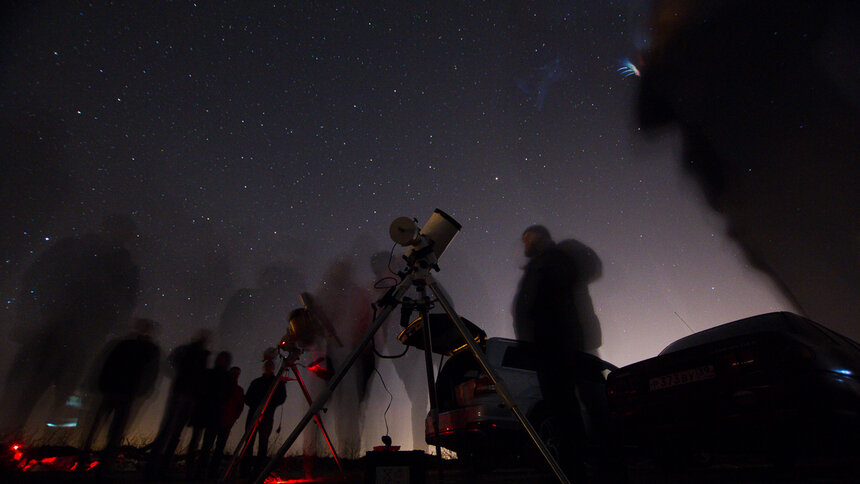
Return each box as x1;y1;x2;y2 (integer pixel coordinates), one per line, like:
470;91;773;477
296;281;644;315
617;58;641;78
46;417;78;428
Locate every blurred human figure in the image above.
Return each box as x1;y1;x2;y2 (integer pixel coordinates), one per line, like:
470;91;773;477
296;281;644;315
186;350;233;479
0;214;139;435
146;330;211;480
201;366;244;478
80;318;161;470
314;258;374;459
370;251;429;450
513;225;605;481
637;0;859;335
218;262;304;390
242;359;286;476
294;303;335;478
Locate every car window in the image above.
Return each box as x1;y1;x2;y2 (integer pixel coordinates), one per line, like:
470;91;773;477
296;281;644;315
807;319;860;352
501;345;538;371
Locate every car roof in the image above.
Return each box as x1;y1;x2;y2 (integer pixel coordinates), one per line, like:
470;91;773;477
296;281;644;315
659;312;857;355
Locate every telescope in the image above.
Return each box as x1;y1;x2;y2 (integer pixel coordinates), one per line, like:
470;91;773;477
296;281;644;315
389;208;461;268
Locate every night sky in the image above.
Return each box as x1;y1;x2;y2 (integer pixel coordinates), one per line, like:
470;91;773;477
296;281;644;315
1;1;801;445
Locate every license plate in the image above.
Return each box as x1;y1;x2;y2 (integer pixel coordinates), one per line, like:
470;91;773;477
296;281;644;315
649;364;716;391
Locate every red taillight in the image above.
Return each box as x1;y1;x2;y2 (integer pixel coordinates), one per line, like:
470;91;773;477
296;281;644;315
474;376;495;394
454;375;496;405
720;347;759;372
607;375;639;398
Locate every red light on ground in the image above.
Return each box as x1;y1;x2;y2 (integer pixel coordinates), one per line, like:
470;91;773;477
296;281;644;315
264;478;324;484
11;443;23;461
264;474;346;484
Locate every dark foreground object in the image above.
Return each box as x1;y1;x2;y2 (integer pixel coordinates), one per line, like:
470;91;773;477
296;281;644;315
607;312;860;465
3;444;858;483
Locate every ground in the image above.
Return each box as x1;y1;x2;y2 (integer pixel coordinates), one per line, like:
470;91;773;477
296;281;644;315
2;444;858;483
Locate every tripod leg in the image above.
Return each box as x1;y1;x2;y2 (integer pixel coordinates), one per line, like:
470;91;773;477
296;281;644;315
290;365;344;475
251;279;413;484
415;282;444;463
427;276;571;484
223;359;290;479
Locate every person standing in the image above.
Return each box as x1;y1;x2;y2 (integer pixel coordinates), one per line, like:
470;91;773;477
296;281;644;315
201;366;244;478
513;225;604;481
242;359;286;475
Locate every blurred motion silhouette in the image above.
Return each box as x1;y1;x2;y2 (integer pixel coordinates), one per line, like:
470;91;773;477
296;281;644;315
314;258;374;459
218;262;305;388
513;225;606;481
146;330;210;480
80;318;161;471
370;250;429;450
0;214;140;436
637;0;859;335
186;350;233;479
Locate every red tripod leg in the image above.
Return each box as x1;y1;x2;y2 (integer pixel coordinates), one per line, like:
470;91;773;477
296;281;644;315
291;364;344;475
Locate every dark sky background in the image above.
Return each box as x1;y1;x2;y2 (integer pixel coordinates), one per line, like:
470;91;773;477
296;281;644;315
1;1;800;445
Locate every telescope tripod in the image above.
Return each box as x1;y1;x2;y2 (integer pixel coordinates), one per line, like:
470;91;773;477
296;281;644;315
250;264;571;484
222;349;342;480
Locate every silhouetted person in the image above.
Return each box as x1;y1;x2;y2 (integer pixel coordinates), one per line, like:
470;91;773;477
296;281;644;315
201;366;244;478
186;350;233;479
637;0;859;336
513;225;605;481
0;214;139;435
242;359;286;475
147;330;211;480
80;318;160;471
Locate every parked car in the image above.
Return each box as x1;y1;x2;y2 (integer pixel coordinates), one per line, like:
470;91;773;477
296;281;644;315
425;337;615;470
606;312;860;463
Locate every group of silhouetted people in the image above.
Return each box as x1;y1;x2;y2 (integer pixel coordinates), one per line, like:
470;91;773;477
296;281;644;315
143;331;287;480
58;312;290;481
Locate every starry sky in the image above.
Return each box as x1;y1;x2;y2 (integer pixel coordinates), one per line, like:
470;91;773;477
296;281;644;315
0;1;800;444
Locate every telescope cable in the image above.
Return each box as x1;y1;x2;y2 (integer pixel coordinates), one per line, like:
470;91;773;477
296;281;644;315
373;365;394;439
370;301;410;359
